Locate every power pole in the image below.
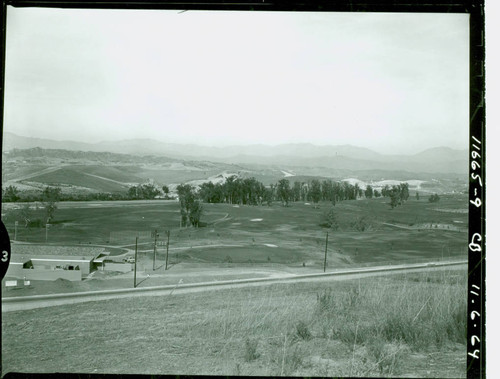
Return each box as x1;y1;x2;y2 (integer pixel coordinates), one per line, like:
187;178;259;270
323;232;329;273
14;221;18;241
165;230;170;270
134;236;138;288
153;229;158;270
45;223;50;243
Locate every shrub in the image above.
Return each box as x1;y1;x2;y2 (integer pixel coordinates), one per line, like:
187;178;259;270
244;338;260;362
365;338;406;375
428;193;440;203
295;320;312;341
350;216;371;232
319;207;339;229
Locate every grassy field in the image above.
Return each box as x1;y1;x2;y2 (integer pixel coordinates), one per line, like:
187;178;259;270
1;267;466;377
4;194;468;270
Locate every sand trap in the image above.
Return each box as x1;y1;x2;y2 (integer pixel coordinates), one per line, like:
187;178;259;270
264;244;278;248
304;203;310;205
250;218;263;222
233;205;240;208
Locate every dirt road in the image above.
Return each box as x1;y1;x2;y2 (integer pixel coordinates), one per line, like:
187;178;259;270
2;260;466;312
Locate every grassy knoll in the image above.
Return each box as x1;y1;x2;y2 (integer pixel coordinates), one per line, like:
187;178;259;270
1;267;466;377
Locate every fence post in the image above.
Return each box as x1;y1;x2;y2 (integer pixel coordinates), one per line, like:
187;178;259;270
153;229;157;270
165;230;170;270
134;237;138;288
323;232;329;273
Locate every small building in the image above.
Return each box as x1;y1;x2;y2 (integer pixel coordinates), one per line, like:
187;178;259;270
5;254;98;281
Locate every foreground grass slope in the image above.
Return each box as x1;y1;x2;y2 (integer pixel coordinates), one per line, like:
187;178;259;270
2;268;466;377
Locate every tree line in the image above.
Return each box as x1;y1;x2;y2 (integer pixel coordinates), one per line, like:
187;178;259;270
2;183;172;203
197;177;376;207
176;176;416;227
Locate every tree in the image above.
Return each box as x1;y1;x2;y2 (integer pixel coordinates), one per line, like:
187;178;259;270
189;200;204;227
364;185;374;199
292;181;302;202
354;183;361;199
416;192;420;200
177;184;204;227
381;185;390;197
389;191;399;209
42;187;61;222
162;185;170;197
310;180;322;207
374;190;381;198
177;184;195;227
320;207;339;230
263;187;273;206
277;179;291;206
400;182;410;202
140;183;161;199
20;203;32;228
3;185;20;202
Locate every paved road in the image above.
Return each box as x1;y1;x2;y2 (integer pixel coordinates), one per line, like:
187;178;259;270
2;260;466;312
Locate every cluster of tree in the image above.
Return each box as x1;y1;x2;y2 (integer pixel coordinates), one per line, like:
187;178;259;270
3;185;20;202
177;184;203;227
428;193;440;203
2;184;172;203
364;185;381;199
127;183;163;200
6;186;62;228
198;177;270;206
381;183;410;209
197;176;371;208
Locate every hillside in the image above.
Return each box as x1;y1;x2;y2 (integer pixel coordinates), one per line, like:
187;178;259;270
2;147;467;196
3;132;468;175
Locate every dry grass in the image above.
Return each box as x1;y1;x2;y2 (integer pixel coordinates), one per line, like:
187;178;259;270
2;268;466;377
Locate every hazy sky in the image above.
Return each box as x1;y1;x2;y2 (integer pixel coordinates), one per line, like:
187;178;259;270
4;8;469;154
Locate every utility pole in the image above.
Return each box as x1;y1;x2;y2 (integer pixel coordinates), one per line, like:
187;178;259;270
323;232;329;273
165;230;170;270
153;229;158;270
14;221;18;241
45;223;50;243
134;237;138;288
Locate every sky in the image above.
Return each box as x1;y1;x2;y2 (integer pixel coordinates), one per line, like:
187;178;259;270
3;8;469;154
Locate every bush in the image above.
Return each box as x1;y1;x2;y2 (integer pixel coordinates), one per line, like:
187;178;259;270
319;207;339;229
428;194;440;203
365;338;406;375
295;320;312;340
350;216;371;232
244;338;260;362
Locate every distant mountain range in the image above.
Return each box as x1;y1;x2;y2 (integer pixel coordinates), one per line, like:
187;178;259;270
3;132;468;175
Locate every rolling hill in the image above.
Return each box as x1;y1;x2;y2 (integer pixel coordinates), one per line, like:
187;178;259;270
2;146;467;196
3;132;468;175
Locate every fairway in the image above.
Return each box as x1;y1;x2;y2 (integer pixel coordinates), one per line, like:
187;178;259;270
4;193;468;271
